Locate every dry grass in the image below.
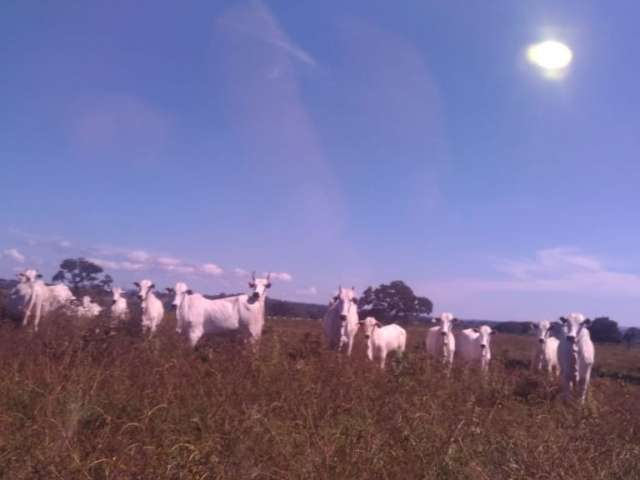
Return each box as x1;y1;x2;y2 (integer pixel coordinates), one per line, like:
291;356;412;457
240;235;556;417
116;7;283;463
0;314;639;479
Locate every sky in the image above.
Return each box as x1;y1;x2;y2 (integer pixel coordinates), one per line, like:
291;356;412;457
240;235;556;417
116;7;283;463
2;1;640;324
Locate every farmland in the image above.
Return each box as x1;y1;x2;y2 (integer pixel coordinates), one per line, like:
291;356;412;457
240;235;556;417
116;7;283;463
1;314;639;479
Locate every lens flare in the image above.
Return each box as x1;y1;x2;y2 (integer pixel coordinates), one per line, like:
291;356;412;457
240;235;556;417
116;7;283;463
527;41;573;71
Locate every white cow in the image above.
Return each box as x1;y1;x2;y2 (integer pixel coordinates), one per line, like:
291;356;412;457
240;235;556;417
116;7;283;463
134;279;164;334
323;286;360;355
457;325;496;373
558;313;595;404
76;295;102;318
15;268;75;331
110;287;129;321
170;273;270;347
360;316;406;369
531;320;560;376
425;312;457;370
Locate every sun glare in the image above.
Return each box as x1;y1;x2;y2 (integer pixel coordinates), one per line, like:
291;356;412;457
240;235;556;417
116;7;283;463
527;40;573;72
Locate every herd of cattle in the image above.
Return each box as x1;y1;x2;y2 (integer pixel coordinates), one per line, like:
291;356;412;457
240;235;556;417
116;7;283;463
7;269;595;404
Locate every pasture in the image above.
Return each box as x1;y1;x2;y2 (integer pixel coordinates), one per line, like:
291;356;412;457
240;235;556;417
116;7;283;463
1;314;639;479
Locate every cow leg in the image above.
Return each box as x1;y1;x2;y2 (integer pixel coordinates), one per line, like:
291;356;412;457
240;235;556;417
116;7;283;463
34;301;43;332
189;325;203;348
578;363;592;404
379;352;386;370
346;335;355;356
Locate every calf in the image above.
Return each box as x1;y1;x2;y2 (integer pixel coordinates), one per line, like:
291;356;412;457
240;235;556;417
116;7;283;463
360;316;406;369
457;325;495;373
531;320;560;376
425;312;456;370
558;313;594;404
323;286;360;355
110;287;129;321
134;280;164;334
77;295;102;318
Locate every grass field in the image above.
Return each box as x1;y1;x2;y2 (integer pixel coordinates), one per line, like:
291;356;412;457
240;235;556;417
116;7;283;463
1;314;639;479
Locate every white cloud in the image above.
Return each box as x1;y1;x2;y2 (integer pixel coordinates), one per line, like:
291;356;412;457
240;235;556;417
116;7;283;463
296;286;317;296
127;250;151;262
234;267;248;277
156;256;181;266
201;263;224;276
268;272;293;282
2;248;25;263
164;264;196;274
89;258;144;271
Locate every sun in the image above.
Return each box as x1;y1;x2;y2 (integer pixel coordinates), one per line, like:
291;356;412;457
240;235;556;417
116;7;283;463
527;40;573;71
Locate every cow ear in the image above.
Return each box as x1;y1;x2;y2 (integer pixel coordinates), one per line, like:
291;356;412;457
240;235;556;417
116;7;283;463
36;273;43;279
582;318;592;326
375;321;382;327
559;316;568;324
351;297;358;304
431;317;438;324
266;282;272;289
490;330;496;335
186;289;193;295
150;283;155;290
452;317;459;323
473;328;480;333
134;282;140;288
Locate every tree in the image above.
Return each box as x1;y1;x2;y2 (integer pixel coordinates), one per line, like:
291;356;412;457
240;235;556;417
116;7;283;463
589;317;622;343
52;258;111;294
358;280;433;325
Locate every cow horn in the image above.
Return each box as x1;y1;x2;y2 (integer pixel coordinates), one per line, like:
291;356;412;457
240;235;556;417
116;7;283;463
251;271;256;282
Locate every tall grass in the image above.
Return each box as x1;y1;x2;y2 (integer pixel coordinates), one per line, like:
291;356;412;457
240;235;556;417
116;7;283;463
0;314;639;479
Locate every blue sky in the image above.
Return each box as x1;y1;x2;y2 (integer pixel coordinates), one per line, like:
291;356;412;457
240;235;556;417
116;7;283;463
3;1;640;324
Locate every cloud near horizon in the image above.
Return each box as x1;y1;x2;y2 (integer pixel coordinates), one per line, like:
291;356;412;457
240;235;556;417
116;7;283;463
425;247;640;297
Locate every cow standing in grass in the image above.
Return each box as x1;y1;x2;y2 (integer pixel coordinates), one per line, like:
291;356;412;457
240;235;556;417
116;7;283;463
426;312;457;371
110;287;129;322
134;280;164;334
457;325;495;374
558;313;594;404
360;316;406;369
531;320;560;377
14;268;75;331
323;286;360;355
169;273;270;348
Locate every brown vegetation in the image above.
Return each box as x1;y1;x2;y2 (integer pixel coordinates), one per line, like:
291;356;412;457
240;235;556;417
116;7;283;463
0;315;639;479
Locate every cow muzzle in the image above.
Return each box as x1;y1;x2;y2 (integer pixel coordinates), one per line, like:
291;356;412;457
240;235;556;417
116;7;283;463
480;344;487;350
339;314;347;321
538;338;545;344
566;336;575;343
364;334;370;339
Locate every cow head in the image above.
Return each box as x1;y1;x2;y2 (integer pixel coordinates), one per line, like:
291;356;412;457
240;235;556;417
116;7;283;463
168;282;191;309
333;286;358;321
248;272;271;303
535;320;554;345
134;279;155;300
360;316;381;339
560;313;591;345
434;312;456;343
17;269;41;283
472;325;495;352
